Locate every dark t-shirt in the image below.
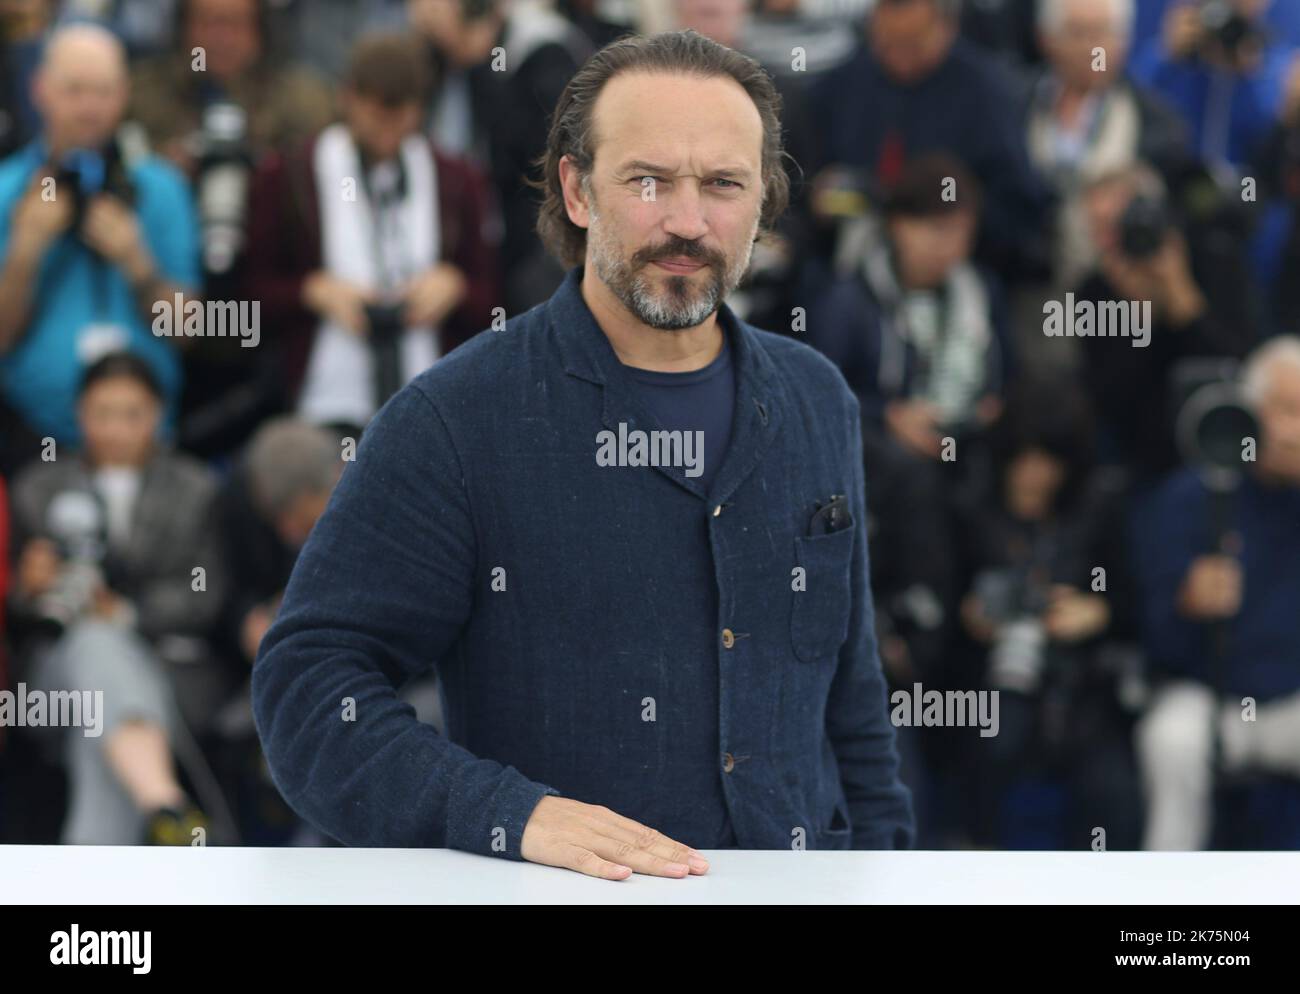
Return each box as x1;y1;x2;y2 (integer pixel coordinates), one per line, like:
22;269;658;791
624;330;738;846
622;332;736;493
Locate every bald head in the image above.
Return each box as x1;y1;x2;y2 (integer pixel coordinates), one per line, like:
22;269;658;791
35;24;130;155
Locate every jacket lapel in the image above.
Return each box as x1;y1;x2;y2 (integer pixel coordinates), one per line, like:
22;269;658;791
549;266;784;504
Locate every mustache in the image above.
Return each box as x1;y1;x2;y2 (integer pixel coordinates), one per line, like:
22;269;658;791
633;240;724;269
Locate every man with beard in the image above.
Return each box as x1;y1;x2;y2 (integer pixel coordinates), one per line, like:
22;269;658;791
252;29;914;879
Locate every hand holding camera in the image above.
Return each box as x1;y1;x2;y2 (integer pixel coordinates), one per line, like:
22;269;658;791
1178;553;1244;620
1042;585;1110;643
11;173;75;257
80;193;151;279
302;271;375;337
401;262;466;329
1103;223;1205;326
16;537;62;601
884;398;944;460
1165;0;1265;72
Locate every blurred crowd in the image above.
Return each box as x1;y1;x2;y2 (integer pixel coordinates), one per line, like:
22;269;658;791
1;0;1299;850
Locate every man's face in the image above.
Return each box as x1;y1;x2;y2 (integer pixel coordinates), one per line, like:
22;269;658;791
870;0;956;86
568;71;765;331
274;488;333;549
1257;360;1300;483
344;93;422;162
34;36;128;151
185;0;261;81
410;0;500;69
1043;0;1128;91
889;209;976;288
674;0;748;49
78;376;161;468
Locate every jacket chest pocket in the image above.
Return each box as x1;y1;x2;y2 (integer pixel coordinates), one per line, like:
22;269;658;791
790;527;855;663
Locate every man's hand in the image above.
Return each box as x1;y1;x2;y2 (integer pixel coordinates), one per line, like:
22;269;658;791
11;174;75;256
1284;53;1300;126
1102;231;1205;326
521;795;710;880
241;602;275;662
16;538;62;599
884;399;944;460
302;271;374;336
81;194;154;280
90;585;131;622
960;592;997;644
1178;554;1243;620
402;262;466;328
1162;2;1203;61
1043;585;1110;642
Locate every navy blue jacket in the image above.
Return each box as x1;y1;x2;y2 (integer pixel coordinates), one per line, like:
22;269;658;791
252;266;915;857
1132;467;1300;702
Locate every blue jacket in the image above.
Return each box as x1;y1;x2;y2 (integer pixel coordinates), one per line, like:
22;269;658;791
252;266;915;857
1132;467;1300;701
0;139;198;443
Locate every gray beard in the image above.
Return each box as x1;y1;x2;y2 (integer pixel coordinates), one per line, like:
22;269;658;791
588;204;758;331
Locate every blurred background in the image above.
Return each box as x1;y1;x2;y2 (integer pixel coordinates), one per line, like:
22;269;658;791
2;0;1300;851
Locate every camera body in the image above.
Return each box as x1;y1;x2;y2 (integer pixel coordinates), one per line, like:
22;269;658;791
53;146;136;236
1199;0;1262;63
194;100;252;278
975;566;1053;694
33;489;108;636
1118;193;1172;260
364;302;406;345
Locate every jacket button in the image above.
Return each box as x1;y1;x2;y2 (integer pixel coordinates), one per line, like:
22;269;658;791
712;504;723;517
722;752;736;773
721;628;735;648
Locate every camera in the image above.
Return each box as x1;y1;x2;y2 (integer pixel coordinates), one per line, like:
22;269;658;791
363;302;406;345
194;100;252;278
1199;0;1262;62
52;146;135;235
1118;193;1172;260
33;489;107;635
1172;358;1259;492
975;567;1053;694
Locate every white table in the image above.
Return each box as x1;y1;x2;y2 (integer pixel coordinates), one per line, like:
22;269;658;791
3;846;1298;903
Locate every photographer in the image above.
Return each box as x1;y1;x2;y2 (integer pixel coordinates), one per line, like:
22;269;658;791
214;418;341;669
807;155;1012;460
7;353;228;845
245;32;498;434
1020;0;1191;293
1130;0;1298;174
128;0;333;184
1133;336;1300;849
0;0;53;161
1073;161;1258;483
0;24;199;469
1256;60;1300;333
409;0;591;314
956;378;1143;849
807;0;1052;282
